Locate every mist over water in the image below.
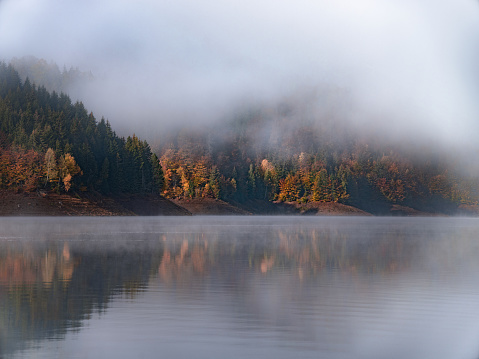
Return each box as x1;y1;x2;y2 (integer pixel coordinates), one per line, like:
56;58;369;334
1;216;479;359
1;0;479;149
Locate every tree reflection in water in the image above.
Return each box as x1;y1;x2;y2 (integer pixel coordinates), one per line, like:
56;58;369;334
0;217;478;358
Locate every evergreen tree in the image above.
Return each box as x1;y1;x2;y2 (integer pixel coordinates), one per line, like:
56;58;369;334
151;153;164;194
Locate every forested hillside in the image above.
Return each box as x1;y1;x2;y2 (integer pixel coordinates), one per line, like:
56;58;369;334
0;62;163;195
1;59;478;215
153;103;479;214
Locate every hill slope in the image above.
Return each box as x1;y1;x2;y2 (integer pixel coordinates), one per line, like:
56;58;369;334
2;59;478;216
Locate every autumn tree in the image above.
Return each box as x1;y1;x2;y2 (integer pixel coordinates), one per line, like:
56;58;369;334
44;147;57;185
58;153;81;192
278;173;300;202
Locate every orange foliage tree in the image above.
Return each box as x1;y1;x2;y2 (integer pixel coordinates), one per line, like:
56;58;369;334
278;173;300;202
0;147;44;191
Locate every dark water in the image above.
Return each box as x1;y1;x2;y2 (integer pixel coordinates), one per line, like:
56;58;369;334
1;216;479;359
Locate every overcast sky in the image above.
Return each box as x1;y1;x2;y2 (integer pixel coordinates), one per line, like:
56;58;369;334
0;0;478;146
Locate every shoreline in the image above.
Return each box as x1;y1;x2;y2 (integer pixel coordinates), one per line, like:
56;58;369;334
0;190;190;216
0;190;477;217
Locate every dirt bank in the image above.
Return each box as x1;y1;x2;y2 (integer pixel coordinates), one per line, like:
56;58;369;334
0;190;191;216
172;198;251;215
1;190;471;217
290;201;373;216
182;199;373;216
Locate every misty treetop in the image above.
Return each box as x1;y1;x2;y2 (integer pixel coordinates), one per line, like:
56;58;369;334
154;103;479;211
0;62;162;194
10;56;93;96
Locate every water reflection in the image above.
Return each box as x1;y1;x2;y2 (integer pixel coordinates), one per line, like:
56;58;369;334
0;217;479;358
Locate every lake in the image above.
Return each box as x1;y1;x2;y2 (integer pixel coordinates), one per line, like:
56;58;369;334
1;216;479;359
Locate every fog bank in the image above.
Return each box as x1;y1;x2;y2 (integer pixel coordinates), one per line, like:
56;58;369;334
1;0;479;147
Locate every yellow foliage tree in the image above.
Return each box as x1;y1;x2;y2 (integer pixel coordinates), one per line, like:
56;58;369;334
58;153;81;192
278;174;300;202
44;148;58;185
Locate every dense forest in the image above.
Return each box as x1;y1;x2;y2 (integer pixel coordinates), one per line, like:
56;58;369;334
0;62;163;195
1;58;478;214
153;115;479;213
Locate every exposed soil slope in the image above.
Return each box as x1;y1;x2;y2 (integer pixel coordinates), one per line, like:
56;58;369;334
291;201;373;216
0;190;191;216
1;190;473;217
171;198;251;215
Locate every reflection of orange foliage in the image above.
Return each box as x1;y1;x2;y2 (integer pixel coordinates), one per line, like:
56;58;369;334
61;243;74;282
299;247;311;266
158;240;209;283
0;244;75;287
260;257;274;273
155;228;413;284
271;228;413;278
61;261;74;283
191;246;206;273
176;240;188;266
62;243;71;261
0;256;37;285
158;250;172;283
298;267;304;281
278;233;291;255
42;251;57;285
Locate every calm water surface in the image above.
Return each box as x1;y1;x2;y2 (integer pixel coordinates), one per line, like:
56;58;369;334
1;216;479;359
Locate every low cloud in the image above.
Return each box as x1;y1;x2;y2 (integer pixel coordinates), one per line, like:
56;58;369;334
1;0;478;147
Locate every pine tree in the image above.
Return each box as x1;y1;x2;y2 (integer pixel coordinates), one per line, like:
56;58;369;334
151;153;164;194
